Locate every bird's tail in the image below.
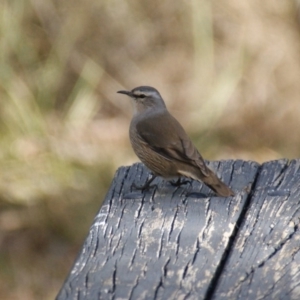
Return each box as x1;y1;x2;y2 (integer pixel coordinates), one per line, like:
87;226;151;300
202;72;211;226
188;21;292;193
202;168;235;197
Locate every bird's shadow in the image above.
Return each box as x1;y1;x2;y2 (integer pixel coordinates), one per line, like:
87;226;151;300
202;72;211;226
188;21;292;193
186;191;209;199
123;191;146;200
123;184;210;200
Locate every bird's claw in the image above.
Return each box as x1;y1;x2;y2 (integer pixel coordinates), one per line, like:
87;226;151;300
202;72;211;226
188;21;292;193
132;182;157;191
170;178;191;187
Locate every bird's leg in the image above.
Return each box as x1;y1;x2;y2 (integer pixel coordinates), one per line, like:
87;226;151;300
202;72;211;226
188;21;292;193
170;177;191;187
132;174;157;191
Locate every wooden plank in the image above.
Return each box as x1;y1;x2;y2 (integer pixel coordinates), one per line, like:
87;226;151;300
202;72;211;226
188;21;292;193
57;160;258;300
214;159;300;300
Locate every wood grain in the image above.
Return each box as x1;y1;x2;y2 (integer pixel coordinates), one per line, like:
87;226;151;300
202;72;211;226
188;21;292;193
57;160;259;300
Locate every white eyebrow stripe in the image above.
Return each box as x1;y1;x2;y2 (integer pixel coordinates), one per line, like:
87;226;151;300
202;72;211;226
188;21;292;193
135;91;158;97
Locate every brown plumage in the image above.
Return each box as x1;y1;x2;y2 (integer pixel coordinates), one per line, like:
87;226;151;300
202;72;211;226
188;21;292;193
118;86;234;197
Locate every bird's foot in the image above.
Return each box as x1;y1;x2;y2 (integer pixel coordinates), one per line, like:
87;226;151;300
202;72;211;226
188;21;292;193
132;174;157;192
170;178;191;187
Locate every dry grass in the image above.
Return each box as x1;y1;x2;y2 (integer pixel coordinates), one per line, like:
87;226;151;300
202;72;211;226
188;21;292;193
1;0;300;298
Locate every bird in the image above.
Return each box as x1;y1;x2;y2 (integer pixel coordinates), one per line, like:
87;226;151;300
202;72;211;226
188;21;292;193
117;86;234;197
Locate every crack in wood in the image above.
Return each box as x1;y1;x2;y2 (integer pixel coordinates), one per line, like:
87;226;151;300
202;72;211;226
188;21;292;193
204;162;262;300
168;206;179;241
157;231;164;258
175;230;182;257
191;238;200;265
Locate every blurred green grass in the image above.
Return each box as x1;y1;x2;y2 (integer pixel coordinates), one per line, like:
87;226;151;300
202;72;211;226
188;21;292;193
1;0;300;298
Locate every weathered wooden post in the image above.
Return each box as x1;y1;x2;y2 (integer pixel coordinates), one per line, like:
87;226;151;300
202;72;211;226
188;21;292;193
57;159;300;300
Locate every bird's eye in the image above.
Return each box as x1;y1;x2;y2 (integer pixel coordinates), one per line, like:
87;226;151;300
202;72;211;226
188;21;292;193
139;94;146;99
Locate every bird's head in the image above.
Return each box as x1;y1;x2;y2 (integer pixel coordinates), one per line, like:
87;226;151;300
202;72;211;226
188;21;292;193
118;86;166;114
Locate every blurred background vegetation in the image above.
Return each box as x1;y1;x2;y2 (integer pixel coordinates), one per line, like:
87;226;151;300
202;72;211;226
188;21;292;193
1;0;300;298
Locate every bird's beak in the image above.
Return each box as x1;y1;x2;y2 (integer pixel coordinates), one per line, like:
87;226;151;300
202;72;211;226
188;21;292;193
117;90;133;97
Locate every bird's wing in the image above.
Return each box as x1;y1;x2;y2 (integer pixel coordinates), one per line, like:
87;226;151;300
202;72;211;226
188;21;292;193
135;111;209;176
